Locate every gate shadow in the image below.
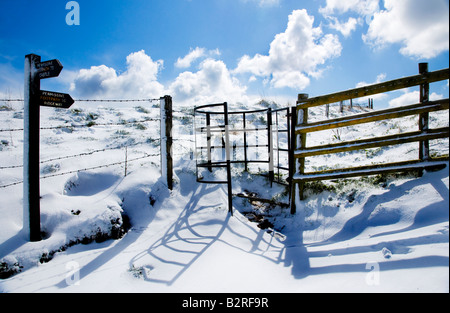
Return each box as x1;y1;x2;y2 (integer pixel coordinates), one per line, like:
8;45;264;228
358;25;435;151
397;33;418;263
128;175;311;286
129;182;229;285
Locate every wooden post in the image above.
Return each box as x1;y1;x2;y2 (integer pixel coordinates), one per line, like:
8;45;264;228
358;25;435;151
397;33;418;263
267;108;274;186
206;113;212;172
223;102;233;216
160;95;173;190
297;94;309;202
24;54;41;242
124;145;128;177
290;93;309;214
419;63;430;164
243;112;248;172
289;106;297;214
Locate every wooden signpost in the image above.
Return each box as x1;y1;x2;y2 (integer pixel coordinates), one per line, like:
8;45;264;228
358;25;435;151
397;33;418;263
23;54;74;242
39;90;74;109
35;59;63;80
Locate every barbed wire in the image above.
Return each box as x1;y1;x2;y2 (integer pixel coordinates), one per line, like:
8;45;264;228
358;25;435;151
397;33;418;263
40;152;159;179
0;117;161;133
0;128;23;133
0;139;160;170
173;109;194;117
0;99;24;102
0;152;159;189
0;98;160;102
74;98;161;102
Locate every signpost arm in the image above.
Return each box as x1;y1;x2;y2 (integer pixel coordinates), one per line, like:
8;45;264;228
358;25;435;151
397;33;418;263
24;54;41;242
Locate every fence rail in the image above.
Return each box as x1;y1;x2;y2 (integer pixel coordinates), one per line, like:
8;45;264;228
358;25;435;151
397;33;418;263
291;63;450;214
297;68;449;109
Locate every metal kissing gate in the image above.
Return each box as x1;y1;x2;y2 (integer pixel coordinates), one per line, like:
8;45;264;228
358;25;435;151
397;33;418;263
194;102;296;216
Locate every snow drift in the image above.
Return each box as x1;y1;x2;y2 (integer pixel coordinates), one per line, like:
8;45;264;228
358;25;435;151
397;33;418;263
0;100;448;292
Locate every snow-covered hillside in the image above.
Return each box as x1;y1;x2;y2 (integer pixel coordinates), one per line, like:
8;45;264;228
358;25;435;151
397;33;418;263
0;99;448;293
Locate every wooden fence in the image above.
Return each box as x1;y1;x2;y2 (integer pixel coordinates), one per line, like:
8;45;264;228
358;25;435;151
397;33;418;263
291;63;449;214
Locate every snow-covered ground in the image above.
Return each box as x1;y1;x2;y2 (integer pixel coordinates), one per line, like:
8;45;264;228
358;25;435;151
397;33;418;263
0;99;448;293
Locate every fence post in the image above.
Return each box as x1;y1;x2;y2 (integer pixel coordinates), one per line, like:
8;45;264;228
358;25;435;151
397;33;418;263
243;112;248;172
297;94;309;202
160;95;173;190
267;108;274;186
23;54;42;242
419;63;430;167
289;106;297;214
206;113;212;172
223;102;233;216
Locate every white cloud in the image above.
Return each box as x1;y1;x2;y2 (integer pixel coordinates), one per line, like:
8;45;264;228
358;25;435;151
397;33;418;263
175;47;205;69
69;50;251;106
354;73;389;103
234;9;342;90
363;0;449;59
319;0;380;17
71;50;165;99
319;0;379;37
326;16;361;37
321;0;449;59
389;90;443;107
356;72;387;88
175;47;220;69
169;58;249;105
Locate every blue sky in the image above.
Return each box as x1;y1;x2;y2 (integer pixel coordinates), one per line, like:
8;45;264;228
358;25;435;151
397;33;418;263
0;0;449;108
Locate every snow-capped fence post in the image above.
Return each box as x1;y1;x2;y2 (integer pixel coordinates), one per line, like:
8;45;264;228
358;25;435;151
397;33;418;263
297;94;309;204
419;63;430;168
23;54;41;242
160;95;173;190
124;145;128;177
206;113;212;172
267;108;274;187
290;93;309;214
243;112;248;171
289;106;297;214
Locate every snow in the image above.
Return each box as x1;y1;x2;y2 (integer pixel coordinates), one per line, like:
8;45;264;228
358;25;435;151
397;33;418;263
0;99;448;293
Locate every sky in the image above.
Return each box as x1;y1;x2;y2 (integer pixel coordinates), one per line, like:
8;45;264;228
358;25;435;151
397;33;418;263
0;0;449;108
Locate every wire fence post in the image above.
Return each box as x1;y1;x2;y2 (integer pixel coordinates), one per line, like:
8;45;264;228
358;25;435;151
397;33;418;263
160;95;173;190
243;112;248;172
206;113;212;172
267;108;274;187
298;94;309;203
419;63;430;165
289;106;297;214
224;102;233;216
23;54;41;242
291;93;309;214
124;145;128;177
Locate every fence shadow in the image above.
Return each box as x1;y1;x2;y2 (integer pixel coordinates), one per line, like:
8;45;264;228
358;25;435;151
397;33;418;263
47;168;448;290
129;180;228;285
52;176;170;290
321;169;449;244
127;171;312;286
